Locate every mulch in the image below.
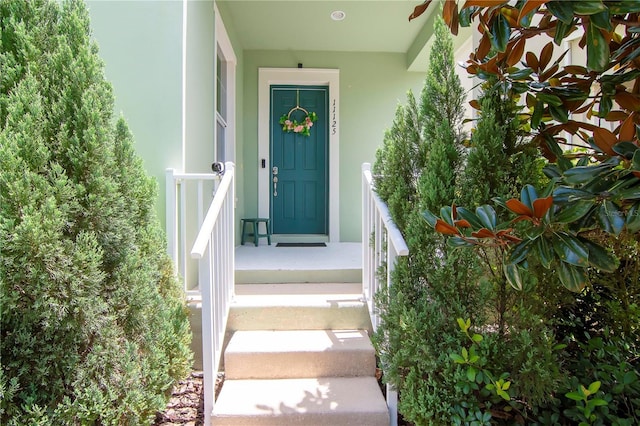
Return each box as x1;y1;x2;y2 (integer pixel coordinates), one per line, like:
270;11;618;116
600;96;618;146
153;371;224;426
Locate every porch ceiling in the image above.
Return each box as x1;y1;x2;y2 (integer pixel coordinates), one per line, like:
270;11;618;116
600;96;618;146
217;0;439;71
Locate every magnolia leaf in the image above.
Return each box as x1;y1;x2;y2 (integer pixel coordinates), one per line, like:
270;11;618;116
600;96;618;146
549;103;569;123
589;10;612;31
562;164;613;185
538;92;563;106
506;198;533;216
409;0;432;21
508;240;532;265
506;37;526;66
557;262;588;292
476;205;498;230
435;219;461;236
598;201;625;235
539;41;554;71
553;233;590;267
553;187;596;203
608;1;640;14
457;207;485;229
536;237;554;268
546;0;574;24
555;200;594;223
617;186;640;200
580;237;620;272
526;51;539;71
521;184;538;210
627;202;640;233
422;210;439;227
612;141;639;159
448;236;476;248
615;91;640;112
504;262;523;291
532;196;553;218
573;1;607;15
443;0;460;35
633;149;640;170
586;21;610;72
518;0;549;24
472;228;496;238
554;19;572;46
491;13;510;53
440;205;455;226
531;99;544;129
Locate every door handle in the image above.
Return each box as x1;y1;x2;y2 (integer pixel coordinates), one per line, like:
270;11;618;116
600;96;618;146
272;166;278;196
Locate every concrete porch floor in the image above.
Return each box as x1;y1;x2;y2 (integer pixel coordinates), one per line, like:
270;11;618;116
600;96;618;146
235;242;362;284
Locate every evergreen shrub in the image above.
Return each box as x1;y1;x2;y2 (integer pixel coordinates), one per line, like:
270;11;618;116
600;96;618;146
0;1;191;423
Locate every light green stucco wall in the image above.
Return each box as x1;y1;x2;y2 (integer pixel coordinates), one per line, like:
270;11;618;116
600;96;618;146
242;51;425;241
87;1;183;226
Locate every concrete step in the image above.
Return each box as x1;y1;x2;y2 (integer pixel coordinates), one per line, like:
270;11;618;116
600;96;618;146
224;329;375;380
235;267;361;284
235;282;363;296
227;293;371;333
212;377;390;426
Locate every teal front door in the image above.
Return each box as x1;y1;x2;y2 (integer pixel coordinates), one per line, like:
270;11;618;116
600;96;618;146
270;85;328;235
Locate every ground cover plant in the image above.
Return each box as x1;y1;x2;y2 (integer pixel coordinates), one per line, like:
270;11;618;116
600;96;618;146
375;1;640;424
0;1;192;423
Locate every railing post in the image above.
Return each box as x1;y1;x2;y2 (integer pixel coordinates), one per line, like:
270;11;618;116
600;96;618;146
166;169;179;270
362;162;408;426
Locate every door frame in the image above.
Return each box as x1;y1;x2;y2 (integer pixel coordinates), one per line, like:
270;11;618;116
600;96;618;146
258;68;340;242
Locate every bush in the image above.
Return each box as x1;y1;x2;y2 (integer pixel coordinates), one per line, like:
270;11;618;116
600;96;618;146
0;1;191;423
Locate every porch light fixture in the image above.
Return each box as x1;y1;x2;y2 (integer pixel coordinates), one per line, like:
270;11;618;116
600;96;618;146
330;10;346;21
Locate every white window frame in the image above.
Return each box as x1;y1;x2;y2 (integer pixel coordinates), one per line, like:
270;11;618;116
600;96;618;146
214;4;236;162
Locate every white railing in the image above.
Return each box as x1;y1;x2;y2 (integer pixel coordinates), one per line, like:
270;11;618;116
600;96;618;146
166;169;220;294
362;162;409;426
190;162;235;426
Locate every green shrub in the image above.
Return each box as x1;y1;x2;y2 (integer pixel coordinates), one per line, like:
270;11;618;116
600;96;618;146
0;1;191;423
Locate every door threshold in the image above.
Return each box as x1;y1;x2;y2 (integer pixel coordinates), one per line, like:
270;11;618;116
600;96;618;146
271;234;329;244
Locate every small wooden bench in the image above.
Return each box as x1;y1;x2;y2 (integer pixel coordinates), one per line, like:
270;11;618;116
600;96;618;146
240;218;271;246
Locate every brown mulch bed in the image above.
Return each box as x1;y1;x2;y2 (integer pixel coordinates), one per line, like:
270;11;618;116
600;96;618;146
153;372;224;426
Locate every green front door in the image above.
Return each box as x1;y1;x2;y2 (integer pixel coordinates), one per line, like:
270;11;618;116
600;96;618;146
270;85;328;235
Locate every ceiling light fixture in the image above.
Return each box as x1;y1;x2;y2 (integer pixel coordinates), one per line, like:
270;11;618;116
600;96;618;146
330;10;346;21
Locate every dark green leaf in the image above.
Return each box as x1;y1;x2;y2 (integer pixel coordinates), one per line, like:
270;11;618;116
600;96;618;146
538;92;563;106
504;262;523;291
476;205;498;230
553;233;590;266
633;149;640;170
563;164;613;185
536;237;554;268
491;13;510;53
573;1;607;15
457;207;485;229
509;67;534;79
423;210;439;227
612;141;639;159
549;103;569;123
557;262;588;292
607;1;640;14
579;237;620;272
448;237;475;248
553;19;573;46
627;202;640;233
521;184;538;211
598;201;625;235
618;185;640;200
547;0;575;24
508;240;532;265
586;21;610;72
553;187;596;203
531;100;544;129
597;95;613;117
459;6;477;27
589;10;612;31
440;206;454;226
555;200;594;223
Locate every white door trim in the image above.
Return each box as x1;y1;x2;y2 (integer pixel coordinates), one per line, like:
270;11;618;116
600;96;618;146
258;68;340;242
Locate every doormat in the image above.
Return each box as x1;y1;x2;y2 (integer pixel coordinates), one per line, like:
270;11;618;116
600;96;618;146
276;242;327;247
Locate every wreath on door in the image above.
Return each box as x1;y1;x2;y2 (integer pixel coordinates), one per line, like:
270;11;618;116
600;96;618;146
279;110;318;137
279;89;318;137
